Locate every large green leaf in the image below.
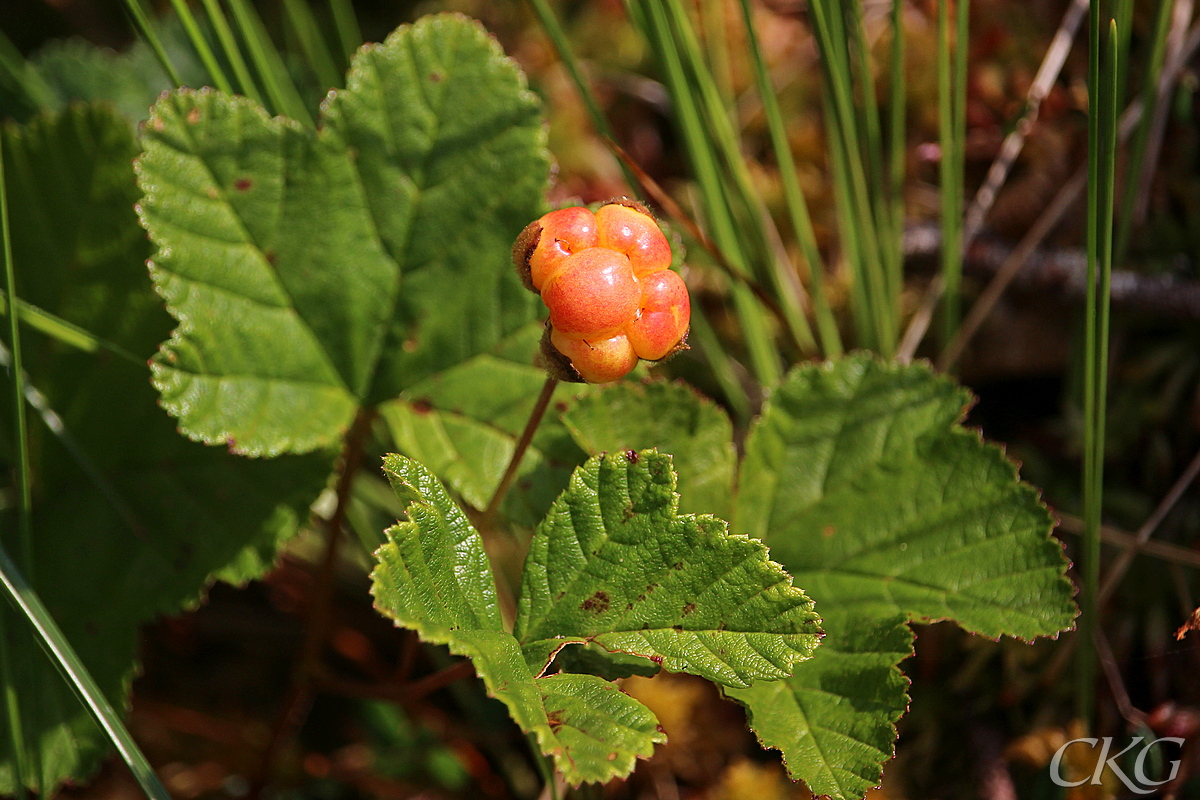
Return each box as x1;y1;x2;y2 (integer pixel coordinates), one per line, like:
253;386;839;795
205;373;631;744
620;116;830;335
514;450;821;689
370;454;664;785
136;14;548;457
380;323;591;526
561;380;735;518
0;105;330;792
727;356;1075;800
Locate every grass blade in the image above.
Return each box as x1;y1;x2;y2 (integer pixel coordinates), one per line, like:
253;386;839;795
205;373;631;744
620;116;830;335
327;0;362;68
1114;0;1174;265
199;0;265;105
0;291;142;363
120;0;183;87
937;0;969;351
1078;5;1119;727
0;30;56;111
888;0;907;309
0;544;172;800
225;0;314;124
281;0;343;90
810;0;894;353
1;125;31;800
164;0;234;93
738;0;841;358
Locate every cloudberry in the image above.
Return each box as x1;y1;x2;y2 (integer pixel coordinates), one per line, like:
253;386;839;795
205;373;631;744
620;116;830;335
513;199;690;383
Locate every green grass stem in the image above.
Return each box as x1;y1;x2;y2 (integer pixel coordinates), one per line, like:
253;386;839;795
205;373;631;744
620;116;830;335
888;0;907;308
0;543;171;800
659;0;815;356
1114;0;1173;266
0;130;30;800
164;0;234;93
937;0;969;353
637;0;783;385
198;0;264;103
0;30;55;110
0;290;142;364
327;0;363;68
1079;6;1119;727
738;0;842;357
120;0;184;87
281;0;343;90
524;0;640;193
685;296;751;423
809;0;895;354
225;0;313;124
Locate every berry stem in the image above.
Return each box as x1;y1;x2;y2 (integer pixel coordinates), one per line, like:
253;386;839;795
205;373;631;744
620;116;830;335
482;375;559;528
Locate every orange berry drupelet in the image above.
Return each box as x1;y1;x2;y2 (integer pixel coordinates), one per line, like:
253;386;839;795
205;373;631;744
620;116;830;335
513;199;690;383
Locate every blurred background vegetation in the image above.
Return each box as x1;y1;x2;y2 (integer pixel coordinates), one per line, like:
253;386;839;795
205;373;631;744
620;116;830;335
2;0;1200;798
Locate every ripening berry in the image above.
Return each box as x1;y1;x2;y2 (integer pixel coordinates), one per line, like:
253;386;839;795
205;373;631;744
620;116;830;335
541;248;640;339
525;206;598;292
627;269;690;361
549;328;639;384
595;202;673;277
513;199;690;383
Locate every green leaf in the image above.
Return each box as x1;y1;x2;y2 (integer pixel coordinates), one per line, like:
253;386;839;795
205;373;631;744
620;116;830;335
380;324;591;525
562;380;736;518
515;450;822;689
0;105;330;793
136;14;548;457
728;356;1075;800
370;454;664;785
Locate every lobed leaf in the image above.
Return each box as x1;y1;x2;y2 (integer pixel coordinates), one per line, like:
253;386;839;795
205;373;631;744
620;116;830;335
729;356;1075;799
135;14;548;456
515;450;822;688
370;455;663;785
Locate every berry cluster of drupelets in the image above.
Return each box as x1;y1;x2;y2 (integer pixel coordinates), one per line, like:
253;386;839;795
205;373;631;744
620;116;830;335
513;199;690;383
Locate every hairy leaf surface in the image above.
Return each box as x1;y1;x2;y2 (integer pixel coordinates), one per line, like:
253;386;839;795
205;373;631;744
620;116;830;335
728;356;1075;800
370;455;663;784
515;450;821;688
136;15;547;456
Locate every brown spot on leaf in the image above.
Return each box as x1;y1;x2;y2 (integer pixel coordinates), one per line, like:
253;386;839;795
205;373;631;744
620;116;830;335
581;591;610;613
822;525;836;538
547;710;563;731
187;107;201;124
234;177;252;191
681;602;696;616
607;753;617;761
411;398;433;414
650;654;663;665
672;561;684;570
264;249;278;266
429;71;444;82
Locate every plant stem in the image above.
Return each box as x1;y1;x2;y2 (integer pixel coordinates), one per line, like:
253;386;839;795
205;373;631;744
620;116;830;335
482;376;558;528
254;406;376;794
1;121;32;799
